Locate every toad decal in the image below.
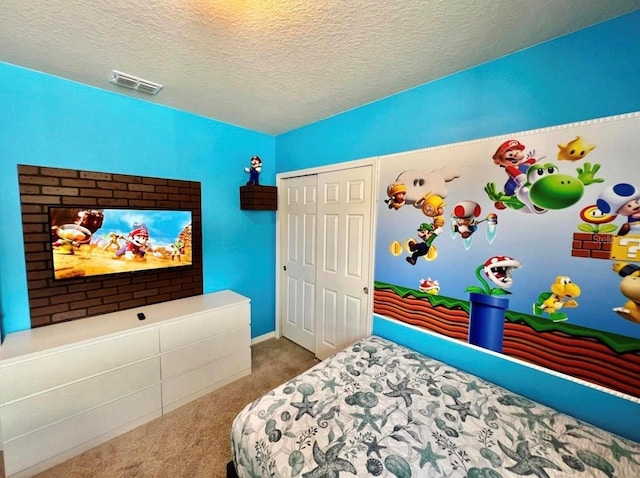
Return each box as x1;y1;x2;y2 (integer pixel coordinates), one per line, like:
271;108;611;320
597;183;640;236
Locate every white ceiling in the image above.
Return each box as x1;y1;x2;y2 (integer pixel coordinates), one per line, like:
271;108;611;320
2;1;639;135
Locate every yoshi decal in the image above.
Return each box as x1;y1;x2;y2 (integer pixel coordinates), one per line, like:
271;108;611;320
485;162;604;214
533;276;581;322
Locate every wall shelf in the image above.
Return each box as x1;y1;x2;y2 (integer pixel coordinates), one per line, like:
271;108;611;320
239;185;277;210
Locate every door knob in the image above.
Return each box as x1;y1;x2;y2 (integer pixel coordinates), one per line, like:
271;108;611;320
363;286;369;294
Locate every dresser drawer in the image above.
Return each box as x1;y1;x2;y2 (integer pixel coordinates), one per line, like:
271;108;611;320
160;326;249;380
0;329;158;404
3;384;162;477
158;302;250;352
162;349;251;410
0;357;160;441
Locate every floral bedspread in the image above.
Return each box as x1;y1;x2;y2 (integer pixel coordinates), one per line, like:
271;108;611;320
231;336;640;477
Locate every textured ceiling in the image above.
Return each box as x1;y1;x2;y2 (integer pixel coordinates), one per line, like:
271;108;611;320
2;0;639;135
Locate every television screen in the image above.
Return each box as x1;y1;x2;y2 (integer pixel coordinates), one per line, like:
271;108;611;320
48;207;193;280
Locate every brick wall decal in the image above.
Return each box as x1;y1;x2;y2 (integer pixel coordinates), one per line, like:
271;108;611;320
571;232;612;260
18;165;203;328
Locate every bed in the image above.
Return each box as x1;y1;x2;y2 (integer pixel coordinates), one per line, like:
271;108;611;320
230;336;640;477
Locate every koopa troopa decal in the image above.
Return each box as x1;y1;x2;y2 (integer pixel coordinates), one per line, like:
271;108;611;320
374;112;640;398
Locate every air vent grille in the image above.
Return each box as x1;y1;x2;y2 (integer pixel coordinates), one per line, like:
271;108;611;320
109;70;163;95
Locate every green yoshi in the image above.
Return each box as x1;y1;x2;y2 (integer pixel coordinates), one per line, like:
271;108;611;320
485;162;604;214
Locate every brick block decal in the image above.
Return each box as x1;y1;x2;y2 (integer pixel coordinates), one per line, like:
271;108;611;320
18;165;203;328
571;232;613;260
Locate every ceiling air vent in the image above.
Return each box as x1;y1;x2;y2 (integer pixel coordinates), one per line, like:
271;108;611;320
109;70;163;95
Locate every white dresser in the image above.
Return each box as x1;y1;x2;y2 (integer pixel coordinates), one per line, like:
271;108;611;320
0;290;251;478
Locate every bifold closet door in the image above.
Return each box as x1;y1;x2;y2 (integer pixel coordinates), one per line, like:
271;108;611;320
280;174;318;352
315;166;372;360
280;165;373;358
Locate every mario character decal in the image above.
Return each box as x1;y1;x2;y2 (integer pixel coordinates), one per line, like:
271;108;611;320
406;223;442;265
597;183;640;236
490;140;538;210
450;200;498;249
612;262;640;324
533;276;581;322
557;136;596;162
245;155;262;185
115;224;151;260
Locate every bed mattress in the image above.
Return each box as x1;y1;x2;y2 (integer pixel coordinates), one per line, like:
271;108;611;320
231;336;640;477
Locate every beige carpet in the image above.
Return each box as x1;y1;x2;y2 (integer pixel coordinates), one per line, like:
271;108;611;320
0;337;318;478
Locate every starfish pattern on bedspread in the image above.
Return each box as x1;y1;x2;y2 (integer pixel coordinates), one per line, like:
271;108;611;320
321;377;340;393
351;407;383;433
543;434;571;454
598;438;640;465
231;336;640;478
498;440;561;478
291;395;318;420
445;396;479;422
383;378;422;407
412;442;446;471
301;441;356;478
365;436;387;458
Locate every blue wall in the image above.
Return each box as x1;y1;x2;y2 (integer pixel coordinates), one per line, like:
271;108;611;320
276;11;640;441
277;11;640;171
2;9;639;440
0;63;276;339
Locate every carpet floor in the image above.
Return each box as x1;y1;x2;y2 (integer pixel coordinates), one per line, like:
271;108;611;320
1;337;317;478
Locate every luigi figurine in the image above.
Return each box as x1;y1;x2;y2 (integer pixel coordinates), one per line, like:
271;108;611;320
406;222;442;265
245;155;262;185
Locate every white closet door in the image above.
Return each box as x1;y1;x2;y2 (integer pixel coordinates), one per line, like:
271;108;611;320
315;166;373;360
280;175;318;352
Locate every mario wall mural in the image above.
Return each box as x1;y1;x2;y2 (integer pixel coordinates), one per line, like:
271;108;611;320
374;112;640;398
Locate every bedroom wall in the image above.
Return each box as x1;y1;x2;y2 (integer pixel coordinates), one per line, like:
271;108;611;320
0;62;277;339
276;10;640;441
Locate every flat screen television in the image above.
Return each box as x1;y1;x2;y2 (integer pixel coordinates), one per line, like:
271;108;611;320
48;207;193;280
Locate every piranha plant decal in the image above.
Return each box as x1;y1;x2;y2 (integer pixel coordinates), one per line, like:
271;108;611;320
465;256;521;296
466;256;522;353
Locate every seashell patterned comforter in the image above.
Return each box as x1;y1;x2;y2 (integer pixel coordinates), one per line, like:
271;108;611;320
231;336;640;477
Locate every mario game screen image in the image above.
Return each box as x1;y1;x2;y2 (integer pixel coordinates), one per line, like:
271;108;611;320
48;207;193;280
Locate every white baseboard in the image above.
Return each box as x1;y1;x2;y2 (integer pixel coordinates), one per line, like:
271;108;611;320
251;331;275;345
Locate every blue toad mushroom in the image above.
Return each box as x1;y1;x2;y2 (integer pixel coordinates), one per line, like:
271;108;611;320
597;183;640;236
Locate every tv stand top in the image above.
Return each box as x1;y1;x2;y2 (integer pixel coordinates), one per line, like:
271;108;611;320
0;290;249;363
